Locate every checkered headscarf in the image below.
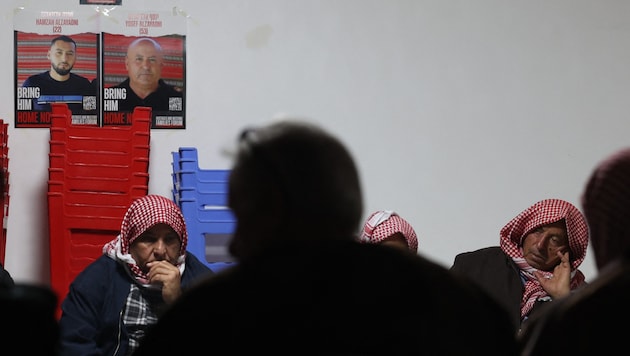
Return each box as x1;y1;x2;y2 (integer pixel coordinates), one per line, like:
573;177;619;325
103;195;188;285
359;210;418;252
499;198;589;320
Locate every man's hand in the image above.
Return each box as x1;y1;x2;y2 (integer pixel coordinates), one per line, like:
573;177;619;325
534;251;571;299
146;260;182;304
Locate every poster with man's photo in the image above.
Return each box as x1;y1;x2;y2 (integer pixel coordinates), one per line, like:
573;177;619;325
14;9;187;129
14;9;99;128
101;33;185;128
100;10;186;129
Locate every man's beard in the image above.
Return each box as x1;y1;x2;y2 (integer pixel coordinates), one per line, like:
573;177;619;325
52;63;72;76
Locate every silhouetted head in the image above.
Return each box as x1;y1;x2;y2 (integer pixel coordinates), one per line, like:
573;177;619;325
227;121;363;261
582;147;630;270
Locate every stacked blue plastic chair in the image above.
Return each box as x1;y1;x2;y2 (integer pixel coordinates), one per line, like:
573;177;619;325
171;147;236;273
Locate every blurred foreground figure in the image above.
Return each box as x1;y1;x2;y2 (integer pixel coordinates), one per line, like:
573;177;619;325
0;284;59;355
135;120;517;355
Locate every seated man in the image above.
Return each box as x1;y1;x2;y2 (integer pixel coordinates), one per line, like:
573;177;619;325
519;147;630;355
359;210;418;253
451;198;590;335
135;120;518;355
58;195;213;355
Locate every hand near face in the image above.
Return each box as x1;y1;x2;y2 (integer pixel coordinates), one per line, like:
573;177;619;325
146;260;182;304
534;251;571;299
130;223;184;304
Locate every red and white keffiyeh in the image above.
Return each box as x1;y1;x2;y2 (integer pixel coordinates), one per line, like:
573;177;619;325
359;210;418;252
103;194;188;286
499;198;589;320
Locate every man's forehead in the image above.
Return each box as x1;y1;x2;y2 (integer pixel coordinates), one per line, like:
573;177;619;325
52;41;75;50
543;220;568;236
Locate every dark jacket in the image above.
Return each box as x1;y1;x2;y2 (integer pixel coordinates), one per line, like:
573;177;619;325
0;283;58;355
112;79;182;113
0;263;14;288
58;252;212;356
135;240;518;355
451;246;550;333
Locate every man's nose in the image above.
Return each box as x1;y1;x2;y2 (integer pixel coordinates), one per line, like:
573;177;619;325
534;234;549;249
154;240;167;254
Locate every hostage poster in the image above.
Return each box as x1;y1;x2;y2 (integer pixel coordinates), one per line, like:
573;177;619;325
14;8;187;129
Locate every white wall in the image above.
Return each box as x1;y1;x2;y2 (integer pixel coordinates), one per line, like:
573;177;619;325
4;0;630;285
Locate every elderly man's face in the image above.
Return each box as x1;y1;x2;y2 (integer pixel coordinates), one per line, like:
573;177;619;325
521;220;569;271
125;40;163;89
130;223;181;274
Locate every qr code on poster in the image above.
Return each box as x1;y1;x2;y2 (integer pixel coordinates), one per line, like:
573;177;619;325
83;96;97;111
169;97;183;111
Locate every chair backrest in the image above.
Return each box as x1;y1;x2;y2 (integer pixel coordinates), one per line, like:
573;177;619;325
47;103;151;318
171;147;236;273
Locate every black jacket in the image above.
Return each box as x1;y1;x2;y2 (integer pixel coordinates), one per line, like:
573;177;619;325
0;263;14;288
59;252;212;356
451;246;550;333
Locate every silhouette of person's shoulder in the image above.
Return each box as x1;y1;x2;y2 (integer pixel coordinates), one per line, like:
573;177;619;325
520;257;630;354
136;240;518;355
0;283;59;354
0;263;14;288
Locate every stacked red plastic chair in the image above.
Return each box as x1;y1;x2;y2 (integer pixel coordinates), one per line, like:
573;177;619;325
48;103;151;318
171;147;235;273
0;120;9;266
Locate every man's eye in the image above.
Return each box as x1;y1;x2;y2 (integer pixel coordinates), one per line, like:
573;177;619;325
138;234;156;242
165;235;180;244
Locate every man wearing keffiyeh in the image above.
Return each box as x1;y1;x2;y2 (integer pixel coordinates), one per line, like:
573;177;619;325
451;198;589;335
359;210;418;253
519;147;630;355
58;194;213;356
